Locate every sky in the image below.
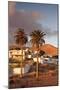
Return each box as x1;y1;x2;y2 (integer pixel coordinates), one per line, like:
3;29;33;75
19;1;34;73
8;1;58;47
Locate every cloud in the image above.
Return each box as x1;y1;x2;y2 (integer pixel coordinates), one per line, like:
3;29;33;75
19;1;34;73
8;2;58;45
8;10;43;44
43;27;58;37
8;2;43;34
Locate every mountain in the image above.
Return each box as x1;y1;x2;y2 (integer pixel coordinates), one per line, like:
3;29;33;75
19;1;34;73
40;44;58;56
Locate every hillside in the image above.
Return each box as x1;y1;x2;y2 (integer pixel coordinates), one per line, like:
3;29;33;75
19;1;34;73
40;44;58;56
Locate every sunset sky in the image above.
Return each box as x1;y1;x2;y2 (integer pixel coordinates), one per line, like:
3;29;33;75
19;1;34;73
8;2;58;47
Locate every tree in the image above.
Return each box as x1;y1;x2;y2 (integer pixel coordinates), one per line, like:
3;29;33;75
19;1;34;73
14;28;28;77
39;50;45;56
30;30;46;79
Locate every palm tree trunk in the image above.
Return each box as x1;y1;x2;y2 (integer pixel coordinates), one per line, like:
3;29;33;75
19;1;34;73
20;48;23;77
36;53;39;79
36;44;41;79
36;44;39;79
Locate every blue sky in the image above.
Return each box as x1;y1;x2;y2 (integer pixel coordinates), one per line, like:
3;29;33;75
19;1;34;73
16;2;58;31
9;2;58;47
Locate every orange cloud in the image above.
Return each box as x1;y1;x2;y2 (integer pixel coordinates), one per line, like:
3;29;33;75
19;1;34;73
31;11;46;20
32;12;39;17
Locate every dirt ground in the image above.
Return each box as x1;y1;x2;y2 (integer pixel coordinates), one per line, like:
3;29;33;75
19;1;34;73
9;70;58;89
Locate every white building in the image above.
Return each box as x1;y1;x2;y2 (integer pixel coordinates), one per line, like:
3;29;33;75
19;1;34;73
9;49;25;61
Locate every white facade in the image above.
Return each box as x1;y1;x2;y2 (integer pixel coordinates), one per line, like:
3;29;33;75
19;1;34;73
13;67;24;74
33;57;43;63
9;49;25;60
13;64;30;75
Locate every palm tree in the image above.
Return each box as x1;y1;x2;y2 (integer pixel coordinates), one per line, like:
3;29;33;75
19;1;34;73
30;30;46;79
14;28;28;77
